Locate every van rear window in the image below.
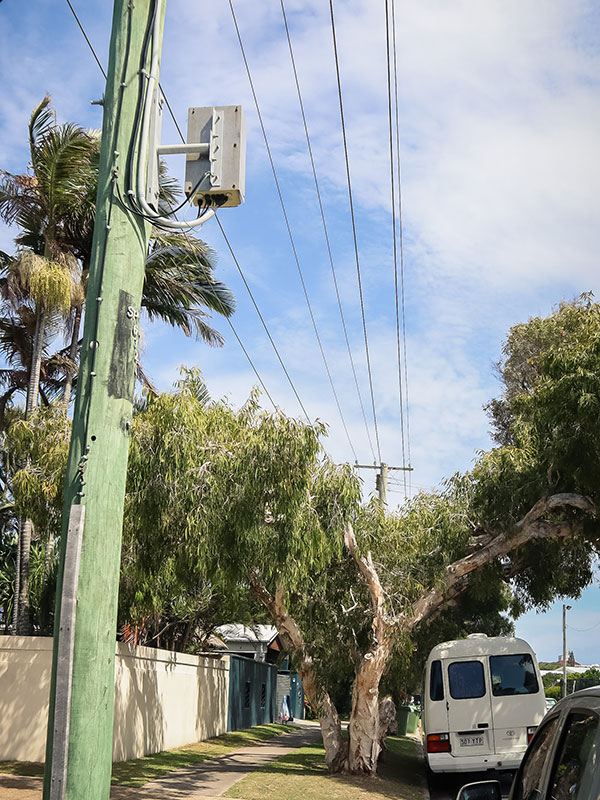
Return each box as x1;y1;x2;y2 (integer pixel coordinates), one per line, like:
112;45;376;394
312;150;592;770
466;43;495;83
490;654;539;696
430;660;444;701
448;660;486;699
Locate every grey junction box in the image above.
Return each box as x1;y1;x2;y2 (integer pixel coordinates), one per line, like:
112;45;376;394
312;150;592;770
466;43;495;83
185;105;246;208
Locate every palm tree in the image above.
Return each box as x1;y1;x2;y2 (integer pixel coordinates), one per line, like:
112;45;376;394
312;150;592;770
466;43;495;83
0;97;236;633
0;98;97;633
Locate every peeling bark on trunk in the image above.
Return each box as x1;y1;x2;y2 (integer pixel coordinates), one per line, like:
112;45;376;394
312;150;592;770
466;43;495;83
347;638;393;774
249;576;348;772
344;522;396;775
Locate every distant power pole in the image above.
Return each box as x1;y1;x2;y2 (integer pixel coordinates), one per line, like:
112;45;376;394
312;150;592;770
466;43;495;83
356;462;412;504
43;2;166;799
562;603;572;698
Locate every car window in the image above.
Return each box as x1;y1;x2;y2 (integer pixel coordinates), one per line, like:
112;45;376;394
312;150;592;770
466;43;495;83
430;660;444;701
547;710;599;800
448;660;485;699
489;654;539;696
512;716;559;800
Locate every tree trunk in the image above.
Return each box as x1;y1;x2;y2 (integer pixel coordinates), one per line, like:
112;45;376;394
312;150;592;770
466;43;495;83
248;576;348;771
12;526;21;632
14;306;47;634
347;639;393;774
343;522;397;775
63;305;82;408
26;308;46;417
16;518;33;635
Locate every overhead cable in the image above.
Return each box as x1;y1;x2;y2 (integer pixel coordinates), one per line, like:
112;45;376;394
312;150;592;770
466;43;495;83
215;214;311;422
328;0;382;464
384;0;407;497
228;0;358;459
279;0;374;464
65;0;107;79
389;0;412;491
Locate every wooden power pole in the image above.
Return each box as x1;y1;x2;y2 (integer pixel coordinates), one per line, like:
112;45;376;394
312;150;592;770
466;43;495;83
356;462;411;504
43;2;166;798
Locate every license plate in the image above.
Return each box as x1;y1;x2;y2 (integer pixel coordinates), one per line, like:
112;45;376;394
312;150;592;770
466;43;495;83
459;735;484;747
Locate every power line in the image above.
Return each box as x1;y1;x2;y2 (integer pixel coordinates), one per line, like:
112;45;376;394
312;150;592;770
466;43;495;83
328;0;382;464
215;214;311;422
62;0;281;417
65;0;107;80
228;0;357;460
279;0;374;464
389;0;412;492
567;621;600;633
383;0;407;497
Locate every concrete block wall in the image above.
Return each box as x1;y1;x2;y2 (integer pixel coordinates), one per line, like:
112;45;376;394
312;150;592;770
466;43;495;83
0;636;230;763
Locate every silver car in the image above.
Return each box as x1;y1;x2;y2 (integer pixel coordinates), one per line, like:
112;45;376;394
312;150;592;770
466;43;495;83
456;686;600;799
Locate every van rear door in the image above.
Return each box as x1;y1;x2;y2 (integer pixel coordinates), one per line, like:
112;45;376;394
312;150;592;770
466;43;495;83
445;657;494;757
488;653;543;754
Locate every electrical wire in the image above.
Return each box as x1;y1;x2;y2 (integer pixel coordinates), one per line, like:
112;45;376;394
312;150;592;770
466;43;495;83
328;0;382;464
390;0;412;492
215;214;311;422
567;621;600;633
65;0;107;80
63;0;281;416
383;0;407;497
279;0;373;464
228;0;357;460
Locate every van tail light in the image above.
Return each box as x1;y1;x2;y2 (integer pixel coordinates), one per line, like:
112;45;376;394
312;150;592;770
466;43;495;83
527;726;537;743
427;733;451;753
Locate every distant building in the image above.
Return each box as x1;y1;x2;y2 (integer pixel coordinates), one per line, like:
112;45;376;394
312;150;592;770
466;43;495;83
214;624;283;663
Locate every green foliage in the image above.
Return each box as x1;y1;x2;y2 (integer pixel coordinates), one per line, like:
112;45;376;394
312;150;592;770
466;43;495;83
121;371;361;647
7;406;69;536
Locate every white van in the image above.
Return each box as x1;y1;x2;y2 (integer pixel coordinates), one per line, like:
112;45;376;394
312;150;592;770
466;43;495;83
423;634;545;774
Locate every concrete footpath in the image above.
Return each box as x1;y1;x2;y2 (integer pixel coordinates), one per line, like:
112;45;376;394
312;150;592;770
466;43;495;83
0;722;321;800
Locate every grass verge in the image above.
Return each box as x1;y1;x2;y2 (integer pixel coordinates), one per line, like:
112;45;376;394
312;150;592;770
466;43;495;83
0;723;299;788
225;735;426;800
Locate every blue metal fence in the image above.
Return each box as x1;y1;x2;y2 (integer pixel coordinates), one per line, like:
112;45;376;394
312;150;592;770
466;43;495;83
227;655;277;731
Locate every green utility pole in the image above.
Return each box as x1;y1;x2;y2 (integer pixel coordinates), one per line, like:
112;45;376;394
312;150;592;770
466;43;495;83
43;2;166;799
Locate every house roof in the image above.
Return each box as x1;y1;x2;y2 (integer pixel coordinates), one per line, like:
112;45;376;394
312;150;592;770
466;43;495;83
215;624;279;646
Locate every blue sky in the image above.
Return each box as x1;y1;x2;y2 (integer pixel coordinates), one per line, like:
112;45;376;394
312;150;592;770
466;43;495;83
1;0;599;663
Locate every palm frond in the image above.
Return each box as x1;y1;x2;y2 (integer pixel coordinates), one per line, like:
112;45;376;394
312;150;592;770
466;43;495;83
28;95;54;156
0;170;42;228
143;231;235;344
34;124;98;230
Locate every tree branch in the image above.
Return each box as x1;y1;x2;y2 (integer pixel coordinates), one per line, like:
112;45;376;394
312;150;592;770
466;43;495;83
408;493;595;630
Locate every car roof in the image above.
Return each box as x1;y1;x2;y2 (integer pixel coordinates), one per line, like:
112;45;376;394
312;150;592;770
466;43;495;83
554;685;600;704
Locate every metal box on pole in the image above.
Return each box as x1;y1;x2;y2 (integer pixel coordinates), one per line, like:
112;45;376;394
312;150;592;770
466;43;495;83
184;105;246;208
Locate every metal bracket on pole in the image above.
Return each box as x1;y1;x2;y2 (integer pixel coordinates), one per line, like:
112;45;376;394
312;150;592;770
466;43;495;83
49;504;86;800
